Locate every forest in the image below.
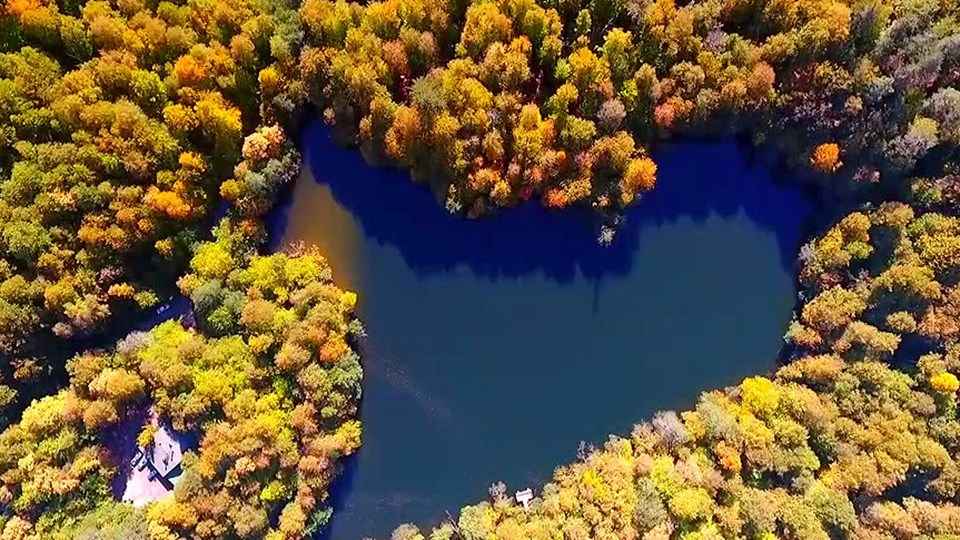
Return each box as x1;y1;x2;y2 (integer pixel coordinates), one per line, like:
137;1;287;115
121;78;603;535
0;230;364;538
0;0;958;537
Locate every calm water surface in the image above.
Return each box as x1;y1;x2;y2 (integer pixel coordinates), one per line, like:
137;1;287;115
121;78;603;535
274;119;810;539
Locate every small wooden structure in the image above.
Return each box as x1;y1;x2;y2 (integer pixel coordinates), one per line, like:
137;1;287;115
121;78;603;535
121;417;188;507
515;488;534;509
148;425;183;480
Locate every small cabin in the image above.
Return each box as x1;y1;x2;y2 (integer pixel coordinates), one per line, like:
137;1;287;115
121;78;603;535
515;488;534;509
148;425;183;481
122;422;187;506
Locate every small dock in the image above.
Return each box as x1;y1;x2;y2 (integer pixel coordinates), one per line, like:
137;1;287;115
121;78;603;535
515;488;533;509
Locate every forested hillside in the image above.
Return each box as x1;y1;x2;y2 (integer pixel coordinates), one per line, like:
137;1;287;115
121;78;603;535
0;234;363;538
0;0;303;411
296;0;957;216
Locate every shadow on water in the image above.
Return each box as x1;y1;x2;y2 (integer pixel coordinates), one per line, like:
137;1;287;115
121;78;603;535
316;453;359;540
272;121;809;284
274;118;813;539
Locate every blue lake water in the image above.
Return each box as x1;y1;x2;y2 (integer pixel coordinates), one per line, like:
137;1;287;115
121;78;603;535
274;119;810;539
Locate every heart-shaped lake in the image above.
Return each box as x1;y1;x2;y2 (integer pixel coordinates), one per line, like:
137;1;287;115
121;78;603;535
273;119;810;539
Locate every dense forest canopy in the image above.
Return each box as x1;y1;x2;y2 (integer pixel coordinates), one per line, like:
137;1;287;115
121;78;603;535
0;0;309;411
0;236;363;538
0;0;958;537
297;0;957;215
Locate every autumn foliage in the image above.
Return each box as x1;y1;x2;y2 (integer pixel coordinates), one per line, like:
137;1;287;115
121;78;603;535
0;0;959;537
810;143;842;173
0;239;362;539
0;0;303;407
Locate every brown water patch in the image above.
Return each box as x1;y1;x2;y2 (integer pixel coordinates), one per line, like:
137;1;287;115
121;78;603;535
281;167;362;293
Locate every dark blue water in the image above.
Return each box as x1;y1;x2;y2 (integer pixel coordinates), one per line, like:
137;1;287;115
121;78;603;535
275;119;810;539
